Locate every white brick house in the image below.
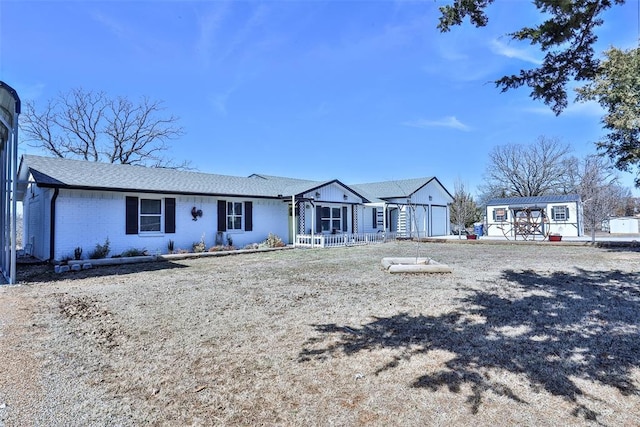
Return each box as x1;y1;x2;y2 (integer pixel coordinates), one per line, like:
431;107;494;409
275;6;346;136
18;155;453;261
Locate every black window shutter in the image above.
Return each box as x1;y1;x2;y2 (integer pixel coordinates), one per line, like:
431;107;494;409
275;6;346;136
245;201;253;231
316;205;322;233
565;206;570;220
217;200;227;232
126;196;138;235
165;198;176;234
372;208;377;229
342;206;348;232
492;210;496;221
551;207;556;220
505;210;508;220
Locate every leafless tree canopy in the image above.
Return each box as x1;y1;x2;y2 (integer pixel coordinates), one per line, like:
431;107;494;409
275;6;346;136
20;88;188;168
577;155;621;242
482;136;572;198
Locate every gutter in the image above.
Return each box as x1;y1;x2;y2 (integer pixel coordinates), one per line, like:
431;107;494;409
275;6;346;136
33;183;283;200
49;188;59;261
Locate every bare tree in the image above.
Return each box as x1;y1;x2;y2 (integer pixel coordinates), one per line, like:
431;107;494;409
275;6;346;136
482;136;572;197
615;194;640;217
578;155;621;242
20;88;188;168
449;180;478;238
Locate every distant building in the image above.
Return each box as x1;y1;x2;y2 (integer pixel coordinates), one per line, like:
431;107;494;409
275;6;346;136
608;217;640;234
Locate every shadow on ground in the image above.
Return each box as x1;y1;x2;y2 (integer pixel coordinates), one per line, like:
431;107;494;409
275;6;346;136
17;260;187;284
299;268;640;423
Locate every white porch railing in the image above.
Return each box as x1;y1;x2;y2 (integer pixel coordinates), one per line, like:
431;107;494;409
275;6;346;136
295;232;397;248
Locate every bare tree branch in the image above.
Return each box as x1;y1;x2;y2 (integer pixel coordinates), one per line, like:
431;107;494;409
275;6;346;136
19;88;188;168
483;136;572;197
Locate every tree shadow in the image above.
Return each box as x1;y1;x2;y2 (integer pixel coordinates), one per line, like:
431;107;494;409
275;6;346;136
299;269;640;422
593;241;640;252
17;260;187;284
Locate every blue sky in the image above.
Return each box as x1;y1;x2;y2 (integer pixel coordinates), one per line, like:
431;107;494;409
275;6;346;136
1;0;639;195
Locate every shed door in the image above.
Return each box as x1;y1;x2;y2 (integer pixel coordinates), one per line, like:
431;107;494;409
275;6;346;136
431;206;448;236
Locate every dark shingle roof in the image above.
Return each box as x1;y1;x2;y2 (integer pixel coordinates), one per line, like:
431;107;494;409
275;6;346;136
487;194;581;206
19;155;443;204
20;155;367;200
20;155;295;198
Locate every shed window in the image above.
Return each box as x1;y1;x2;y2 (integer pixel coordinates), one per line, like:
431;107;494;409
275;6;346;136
495;208;508;222
552;206;569;221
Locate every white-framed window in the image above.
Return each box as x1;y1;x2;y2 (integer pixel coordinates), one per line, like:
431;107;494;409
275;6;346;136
140;198;162;232
553;206;568;221
227;202;243;230
321;206;342;232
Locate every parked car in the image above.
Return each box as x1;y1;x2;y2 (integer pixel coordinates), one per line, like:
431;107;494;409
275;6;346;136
450;225;469;235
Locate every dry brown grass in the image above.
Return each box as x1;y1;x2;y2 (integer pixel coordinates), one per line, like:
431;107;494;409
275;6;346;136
1;241;640;426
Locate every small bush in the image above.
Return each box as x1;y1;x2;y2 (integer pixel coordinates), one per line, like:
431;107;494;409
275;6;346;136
226;235;233;247
74;247;83;260
244;243;259;250
167;239;175;254
264;233;286;248
121;248;148;257
208;245;235;252
193;233;206;253
89;238;110;259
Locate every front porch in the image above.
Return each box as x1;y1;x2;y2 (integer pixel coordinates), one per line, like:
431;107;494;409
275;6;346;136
295;231;397;248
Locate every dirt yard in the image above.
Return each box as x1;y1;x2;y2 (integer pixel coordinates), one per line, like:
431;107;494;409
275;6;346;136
1;241;639;426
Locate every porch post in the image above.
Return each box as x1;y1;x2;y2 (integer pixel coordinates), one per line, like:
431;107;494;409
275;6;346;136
383;203;387;240
291;195;296;247
311;202;315;248
423;205;428;238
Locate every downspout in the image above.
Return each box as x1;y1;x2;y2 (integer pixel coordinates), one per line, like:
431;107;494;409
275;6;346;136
49;188;59;261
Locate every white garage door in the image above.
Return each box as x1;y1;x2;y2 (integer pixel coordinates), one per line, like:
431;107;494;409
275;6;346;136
431;206;448;236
